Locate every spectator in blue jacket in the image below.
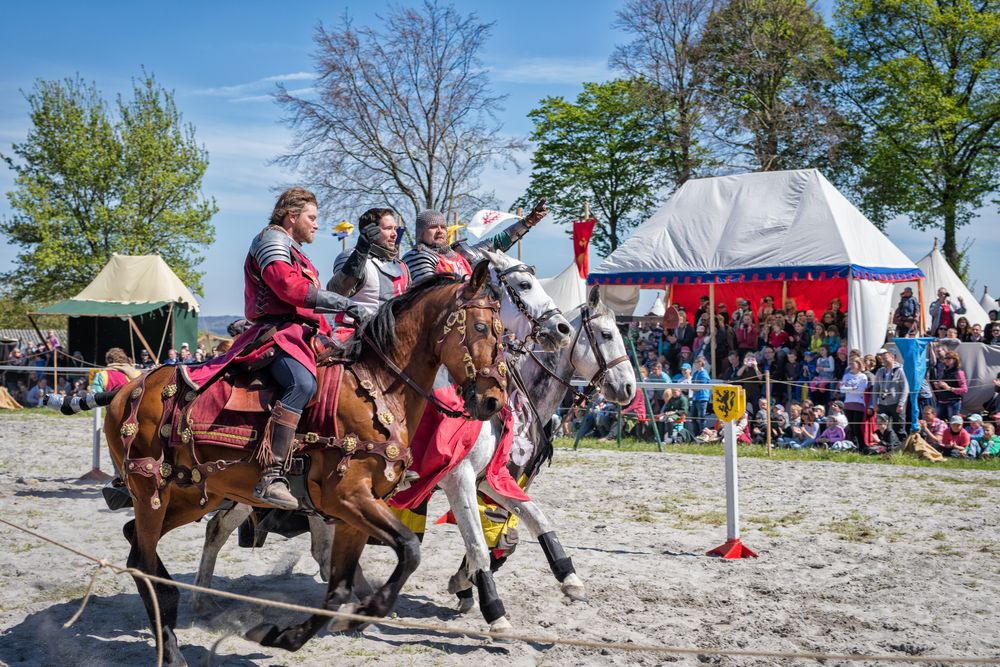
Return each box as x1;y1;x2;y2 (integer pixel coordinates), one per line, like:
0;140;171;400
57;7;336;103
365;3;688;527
690;356;712;435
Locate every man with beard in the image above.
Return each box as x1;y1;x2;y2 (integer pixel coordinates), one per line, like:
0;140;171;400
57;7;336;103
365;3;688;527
327;207;409;319
402;199;548;282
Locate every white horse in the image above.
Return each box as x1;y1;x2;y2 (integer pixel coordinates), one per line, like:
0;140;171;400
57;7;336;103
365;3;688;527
437;284;636;631
190;249;573;613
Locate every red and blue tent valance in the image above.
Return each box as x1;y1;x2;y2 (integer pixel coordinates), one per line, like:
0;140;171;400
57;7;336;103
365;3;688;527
587;264;924;287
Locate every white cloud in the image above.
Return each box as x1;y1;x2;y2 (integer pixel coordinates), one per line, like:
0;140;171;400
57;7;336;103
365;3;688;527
488;58;612;85
193;72;315;99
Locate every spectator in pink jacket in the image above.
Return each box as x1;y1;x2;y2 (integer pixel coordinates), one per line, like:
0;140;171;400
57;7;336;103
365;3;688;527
931;351;968;421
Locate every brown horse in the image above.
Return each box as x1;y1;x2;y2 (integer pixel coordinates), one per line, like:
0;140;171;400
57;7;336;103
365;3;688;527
103;264;507;666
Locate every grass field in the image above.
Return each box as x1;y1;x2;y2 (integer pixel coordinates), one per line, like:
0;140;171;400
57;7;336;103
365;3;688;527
558;436;1000;470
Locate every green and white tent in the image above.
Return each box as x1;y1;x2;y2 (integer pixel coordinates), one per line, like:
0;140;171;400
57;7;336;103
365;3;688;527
34;254;200;364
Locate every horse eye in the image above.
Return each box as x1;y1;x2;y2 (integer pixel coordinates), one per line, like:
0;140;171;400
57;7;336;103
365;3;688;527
519;282;531;290
475;322;487;333
602;331;613;340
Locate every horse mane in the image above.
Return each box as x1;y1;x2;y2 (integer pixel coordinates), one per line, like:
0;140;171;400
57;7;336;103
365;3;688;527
351;273;462;358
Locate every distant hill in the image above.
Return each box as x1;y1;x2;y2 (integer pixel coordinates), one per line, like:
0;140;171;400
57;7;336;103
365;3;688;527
198;315;242;337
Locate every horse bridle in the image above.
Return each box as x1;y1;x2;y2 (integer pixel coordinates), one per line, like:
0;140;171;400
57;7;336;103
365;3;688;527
529;303;630;403
494;263;563;347
362;285;507;419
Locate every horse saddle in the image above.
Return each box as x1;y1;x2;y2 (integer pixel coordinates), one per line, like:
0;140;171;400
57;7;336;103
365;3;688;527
161;362;343;452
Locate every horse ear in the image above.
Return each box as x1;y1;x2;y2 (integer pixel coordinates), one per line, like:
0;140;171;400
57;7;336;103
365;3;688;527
470;260;491;293
588;285;601;308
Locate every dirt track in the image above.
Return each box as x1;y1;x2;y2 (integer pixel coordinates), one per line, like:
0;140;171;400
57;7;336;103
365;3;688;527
1;411;999;666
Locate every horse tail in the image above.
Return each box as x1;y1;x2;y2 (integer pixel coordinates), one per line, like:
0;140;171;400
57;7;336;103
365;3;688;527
44;391;119;415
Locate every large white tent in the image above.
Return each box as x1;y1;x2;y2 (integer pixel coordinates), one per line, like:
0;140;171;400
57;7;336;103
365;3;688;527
538;262;588;314
589;169;923;354
890;241;991;329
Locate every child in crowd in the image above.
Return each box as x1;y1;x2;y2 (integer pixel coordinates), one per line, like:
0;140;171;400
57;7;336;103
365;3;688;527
823;326;842;356
939;415;971;458
810;345;836;405
810;326;825;354
815;414;852;449
862;413;900;455
768;321;789;350
979;422;1000;458
783;350;804;404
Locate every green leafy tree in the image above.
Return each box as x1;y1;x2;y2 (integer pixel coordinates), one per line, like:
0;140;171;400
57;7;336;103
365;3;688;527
696;0;852;172
1;74;217;302
522;79;672;255
836;0;1000;275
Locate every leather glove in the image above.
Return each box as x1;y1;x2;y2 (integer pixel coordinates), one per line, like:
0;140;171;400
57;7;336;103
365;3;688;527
356;222;383;256
311;287;353;314
524;198;548;226
345;303;370;326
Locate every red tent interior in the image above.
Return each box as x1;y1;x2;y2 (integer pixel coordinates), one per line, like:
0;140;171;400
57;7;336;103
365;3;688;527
665;279;849;327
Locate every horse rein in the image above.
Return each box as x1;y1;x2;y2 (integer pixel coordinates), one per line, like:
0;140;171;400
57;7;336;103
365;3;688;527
494;263;563;347
361;286;507;419
528;304;630;404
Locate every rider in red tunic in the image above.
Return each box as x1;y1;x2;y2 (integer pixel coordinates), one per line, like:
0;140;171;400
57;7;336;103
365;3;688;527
244;187;363;509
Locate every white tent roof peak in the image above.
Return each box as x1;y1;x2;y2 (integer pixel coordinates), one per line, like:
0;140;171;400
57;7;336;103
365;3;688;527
72;254;200;312
590;169;920;284
893;243;990;326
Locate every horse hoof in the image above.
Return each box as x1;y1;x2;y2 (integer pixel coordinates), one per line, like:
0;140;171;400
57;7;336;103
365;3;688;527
456;596;475;614
560;573;589;603
327;602;360;634
245;623;281;646
489;616;513;638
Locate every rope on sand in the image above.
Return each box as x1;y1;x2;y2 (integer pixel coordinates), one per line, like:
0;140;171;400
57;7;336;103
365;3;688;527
1;516;997;666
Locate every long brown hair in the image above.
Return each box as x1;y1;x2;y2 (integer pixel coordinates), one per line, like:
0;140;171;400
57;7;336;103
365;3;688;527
269;187;317;226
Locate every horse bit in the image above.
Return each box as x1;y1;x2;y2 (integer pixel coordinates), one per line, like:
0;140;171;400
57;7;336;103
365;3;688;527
530;303;630;404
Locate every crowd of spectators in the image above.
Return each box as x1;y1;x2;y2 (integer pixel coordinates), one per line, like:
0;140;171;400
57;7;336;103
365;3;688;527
2;335;232;408
563;287;1000;463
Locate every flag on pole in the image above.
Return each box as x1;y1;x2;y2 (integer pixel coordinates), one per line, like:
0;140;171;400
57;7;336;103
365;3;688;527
333;220;354;240
466;209;519;238
572;218;596;279
447;224;465;245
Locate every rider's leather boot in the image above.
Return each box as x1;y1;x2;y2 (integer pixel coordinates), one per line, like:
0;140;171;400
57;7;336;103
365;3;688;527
254;401;301;510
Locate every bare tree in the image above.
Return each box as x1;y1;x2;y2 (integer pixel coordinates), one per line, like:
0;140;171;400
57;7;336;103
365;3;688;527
276;1;523;228
611;0;718;186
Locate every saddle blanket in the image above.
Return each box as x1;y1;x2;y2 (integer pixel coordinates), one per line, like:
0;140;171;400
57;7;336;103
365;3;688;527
389;384;529;510
166;363;343;451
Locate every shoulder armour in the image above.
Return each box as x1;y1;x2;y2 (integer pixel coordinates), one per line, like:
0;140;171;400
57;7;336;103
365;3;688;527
402;247;439;284
457;242;485;266
250;226;292;270
332;248;353;274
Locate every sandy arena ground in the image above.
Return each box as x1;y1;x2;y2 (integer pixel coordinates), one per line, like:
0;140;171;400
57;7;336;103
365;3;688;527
1;411;999;666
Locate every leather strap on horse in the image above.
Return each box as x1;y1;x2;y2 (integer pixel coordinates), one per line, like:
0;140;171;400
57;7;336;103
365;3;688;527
528;304;629;406
360;331;468;419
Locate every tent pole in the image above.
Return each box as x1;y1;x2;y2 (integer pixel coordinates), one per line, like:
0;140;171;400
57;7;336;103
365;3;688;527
26;314;46;347
781;280;788;312
709;282;717;379
917;278;927;336
128;321;136;365
666;283;673;308
128;317;158;363
155;303;174;364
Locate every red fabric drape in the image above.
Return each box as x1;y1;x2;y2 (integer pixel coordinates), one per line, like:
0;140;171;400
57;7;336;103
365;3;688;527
573;219;597;279
667;279;848;325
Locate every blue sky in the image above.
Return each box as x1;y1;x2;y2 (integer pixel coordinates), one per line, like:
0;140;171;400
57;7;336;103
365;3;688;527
1;0;996;314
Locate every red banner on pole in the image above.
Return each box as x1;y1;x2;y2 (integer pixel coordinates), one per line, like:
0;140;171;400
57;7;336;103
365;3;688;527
572;218;596;279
